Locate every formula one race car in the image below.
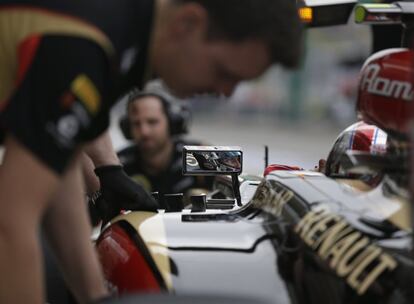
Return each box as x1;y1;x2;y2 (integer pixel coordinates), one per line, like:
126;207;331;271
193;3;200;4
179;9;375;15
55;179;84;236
96;143;413;304
95;1;414;303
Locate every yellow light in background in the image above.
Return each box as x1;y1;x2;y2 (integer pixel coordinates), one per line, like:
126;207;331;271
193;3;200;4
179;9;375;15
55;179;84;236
298;7;313;23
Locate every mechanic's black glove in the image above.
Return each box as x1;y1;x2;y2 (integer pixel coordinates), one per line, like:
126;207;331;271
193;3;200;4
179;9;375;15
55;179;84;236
94;165;158;223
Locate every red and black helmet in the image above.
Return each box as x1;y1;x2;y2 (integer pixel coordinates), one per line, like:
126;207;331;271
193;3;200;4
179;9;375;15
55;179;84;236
325;121;387;183
357;48;414;138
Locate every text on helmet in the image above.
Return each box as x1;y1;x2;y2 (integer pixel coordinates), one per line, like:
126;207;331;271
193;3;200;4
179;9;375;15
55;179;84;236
360;64;413;101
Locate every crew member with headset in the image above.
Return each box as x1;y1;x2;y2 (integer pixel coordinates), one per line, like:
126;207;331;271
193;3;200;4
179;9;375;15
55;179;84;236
118;88;213;204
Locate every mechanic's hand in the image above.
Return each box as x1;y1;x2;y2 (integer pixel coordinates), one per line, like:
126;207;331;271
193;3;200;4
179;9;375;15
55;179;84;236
94;165;158;223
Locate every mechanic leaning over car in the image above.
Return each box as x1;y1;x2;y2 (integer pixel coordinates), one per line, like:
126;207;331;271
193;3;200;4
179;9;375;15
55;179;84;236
0;0;302;303
118;87;213;201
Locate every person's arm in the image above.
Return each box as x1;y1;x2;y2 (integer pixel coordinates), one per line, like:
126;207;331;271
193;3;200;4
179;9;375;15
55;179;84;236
83;131;158;223
43;157;109;303
81;152;100;195
84;130;120;169
82;130;119;195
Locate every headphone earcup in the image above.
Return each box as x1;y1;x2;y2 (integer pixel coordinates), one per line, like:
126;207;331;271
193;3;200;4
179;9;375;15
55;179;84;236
169;103;191;136
119;115;133;140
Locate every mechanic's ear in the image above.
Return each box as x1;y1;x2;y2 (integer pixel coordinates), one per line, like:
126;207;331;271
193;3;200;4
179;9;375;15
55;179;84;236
170;3;208;39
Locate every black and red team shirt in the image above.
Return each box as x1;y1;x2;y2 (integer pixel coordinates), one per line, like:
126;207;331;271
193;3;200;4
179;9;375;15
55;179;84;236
0;0;154;173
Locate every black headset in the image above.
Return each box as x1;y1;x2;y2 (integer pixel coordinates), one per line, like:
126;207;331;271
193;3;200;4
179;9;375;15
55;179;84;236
119;89;190;140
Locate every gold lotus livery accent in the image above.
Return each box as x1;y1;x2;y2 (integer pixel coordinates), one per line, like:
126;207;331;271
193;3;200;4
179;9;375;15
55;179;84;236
295;210;397;295
71;74;101;115
251;180;294;217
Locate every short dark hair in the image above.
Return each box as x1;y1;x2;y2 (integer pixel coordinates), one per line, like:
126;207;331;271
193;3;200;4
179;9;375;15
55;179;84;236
174;0;303;68
126;88;169;118
125;88;190;136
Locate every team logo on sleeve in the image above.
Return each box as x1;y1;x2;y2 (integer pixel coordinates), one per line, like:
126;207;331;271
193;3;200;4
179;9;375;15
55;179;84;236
47;74;102;148
70;74;101;115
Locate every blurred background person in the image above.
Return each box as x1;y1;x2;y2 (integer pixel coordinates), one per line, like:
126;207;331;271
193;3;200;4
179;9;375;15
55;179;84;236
118;87;213;202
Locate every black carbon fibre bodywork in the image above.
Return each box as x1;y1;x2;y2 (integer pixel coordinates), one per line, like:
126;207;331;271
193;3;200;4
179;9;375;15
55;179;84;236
101;171;413;303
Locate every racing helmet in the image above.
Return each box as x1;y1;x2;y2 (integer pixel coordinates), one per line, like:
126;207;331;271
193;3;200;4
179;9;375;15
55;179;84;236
357;48;414;138
325;121;387;183
216;151;242;171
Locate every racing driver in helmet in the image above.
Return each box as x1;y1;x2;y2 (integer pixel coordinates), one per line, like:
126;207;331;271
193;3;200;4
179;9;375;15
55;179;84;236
324;121;388;187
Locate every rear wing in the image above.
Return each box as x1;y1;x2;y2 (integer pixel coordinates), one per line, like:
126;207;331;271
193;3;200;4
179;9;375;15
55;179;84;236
354;1;414;46
354;1;414;24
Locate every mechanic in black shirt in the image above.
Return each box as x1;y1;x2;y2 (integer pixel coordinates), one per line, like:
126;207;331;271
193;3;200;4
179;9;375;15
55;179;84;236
118;88;213;200
0;1;302;303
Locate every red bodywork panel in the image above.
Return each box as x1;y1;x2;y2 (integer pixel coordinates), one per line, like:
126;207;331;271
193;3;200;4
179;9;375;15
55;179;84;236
264;164;303;177
357;48;414;136
96;223;162;294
